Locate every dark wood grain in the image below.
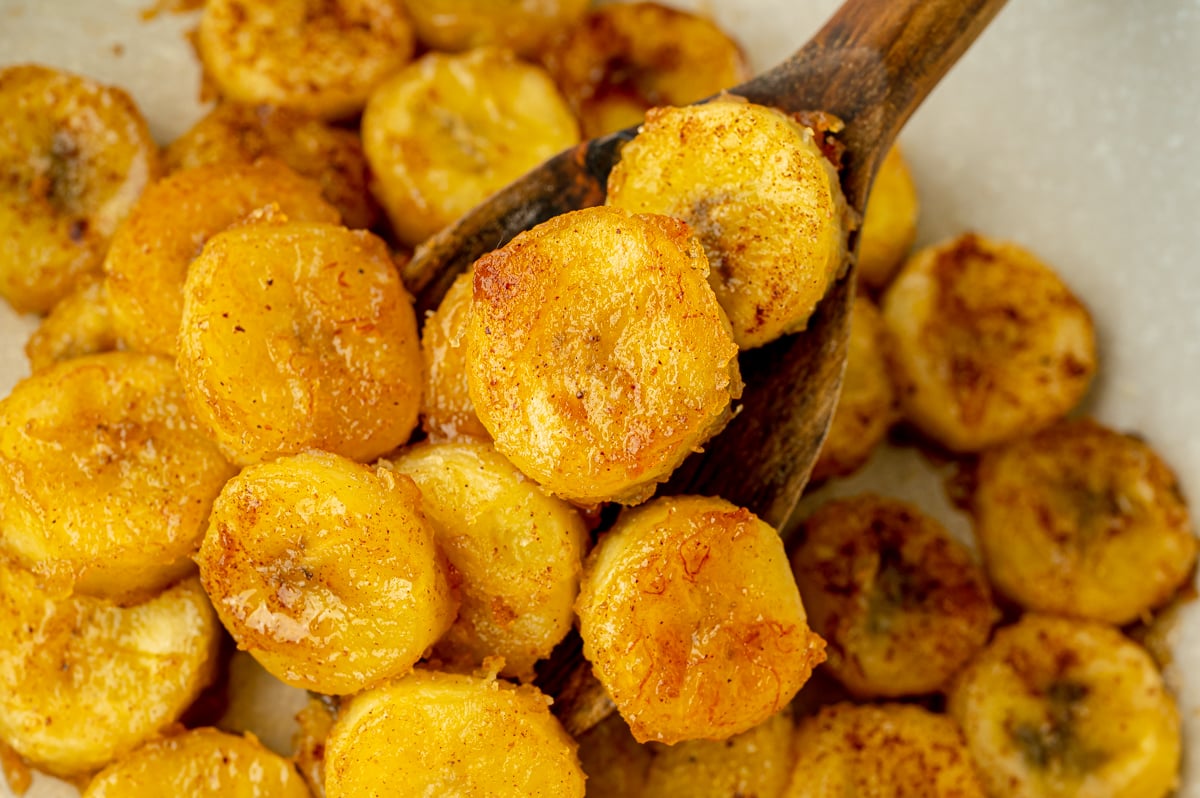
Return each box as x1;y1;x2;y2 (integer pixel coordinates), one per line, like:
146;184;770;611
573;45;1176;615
404;0;1007;737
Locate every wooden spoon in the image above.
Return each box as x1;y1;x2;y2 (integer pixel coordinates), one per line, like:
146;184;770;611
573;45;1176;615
405;0;1007;734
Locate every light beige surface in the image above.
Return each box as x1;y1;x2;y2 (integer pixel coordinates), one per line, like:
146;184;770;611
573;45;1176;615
1;0;1198;794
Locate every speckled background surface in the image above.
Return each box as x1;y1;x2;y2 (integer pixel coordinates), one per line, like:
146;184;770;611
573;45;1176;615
1;0;1198;795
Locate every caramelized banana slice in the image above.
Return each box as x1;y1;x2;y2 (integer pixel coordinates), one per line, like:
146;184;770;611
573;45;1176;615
362;48;579;247
24;276;121;372
325;670;585;797
421;270;490;441
198;0;414;120
810;295;897;481
882;233;1097;452
166;102;378;230
792;495;996;698
949;615;1181;798
577;495;825;744
784;702;986;797
857;145;920;291
543;2;750;137
644;710;794;798
197;451;456;696
973;419;1197;625
405;0;589;56
0;352;236;603
0;565;219;778
388;440;587;680
467;207;741;506
178;221;422;466
83;728;311;797
576;714;652;798
607;99;849;349
105;159;339;356
0;64;160;314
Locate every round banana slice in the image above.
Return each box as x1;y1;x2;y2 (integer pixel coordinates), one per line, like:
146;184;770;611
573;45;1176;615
644;710;794;798
0;64;160;314
404;0;589;56
973;419;1197;625
83;728;310;797
178;221;422;466
197;451;457;696
104;159;339;357
784;702;986;797
421;269;490;442
362;48;579;247
948;614;1181;798
881;233;1097;452
791;494;996;698
543;1;750;137
198;0;414;120
388;440;587;680
810;295;897;481
857;145;920;291
467;206;741;506
577;714;653;798
606;98;849;349
577;495;825;744
166;102;378;230
0;352;236;603
24;276;121;373
0;564;220;778
325;670;585;798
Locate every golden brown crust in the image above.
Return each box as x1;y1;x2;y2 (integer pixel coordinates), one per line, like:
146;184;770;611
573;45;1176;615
420;270;491;442
792;494;996;697
405;0;590;56
24;276;122;373
467;206;741;505
857;145;920;291
973;419;1197;624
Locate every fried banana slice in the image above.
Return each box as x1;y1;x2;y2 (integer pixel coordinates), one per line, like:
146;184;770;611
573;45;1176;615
24;276;121;373
577;495;825;744
973;419;1196;624
644;710;794;798
0;64;159;314
0;565;219;778
198;0;414;120
325;670;585;797
420;269;490;442
404;0;589;56
467;207;741;506
607;99;849;349
857;145;920;291
362;48;579;247
949;614;1181;798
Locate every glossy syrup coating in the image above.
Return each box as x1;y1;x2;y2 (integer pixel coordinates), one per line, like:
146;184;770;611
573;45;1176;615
856;146;920;291
325;670;585;798
0;565;219;778
0;352;237;603
792;494;997;698
104;159;339;357
198;0;414;120
197;451;456;696
810;295;897;481
607;99;849;349
83;728;311;798
388;440;587;681
882;233;1097;452
420;269;490;442
643;710;795;798
972;419;1197;625
948;615;1181;798
576;495;825;744
543;1;750;138
362;48;580;247
24;275;121;373
166;102;379;230
783;702;986;797
467;207;741;506
0;64;160;314
177;220;422;466
404;0;589;56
